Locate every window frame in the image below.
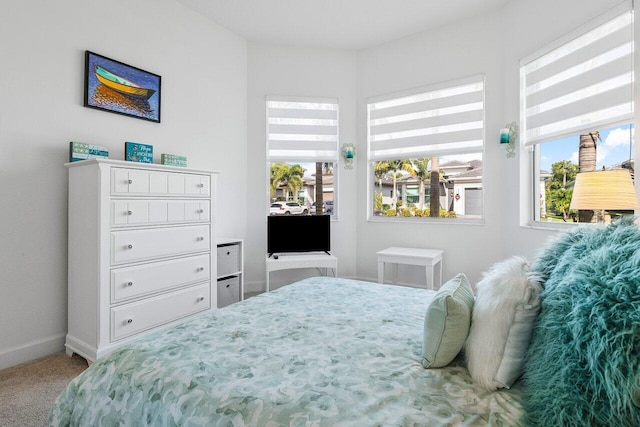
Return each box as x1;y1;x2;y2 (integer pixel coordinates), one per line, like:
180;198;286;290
265;96;340;220
520;1;635;227
366;75;486;223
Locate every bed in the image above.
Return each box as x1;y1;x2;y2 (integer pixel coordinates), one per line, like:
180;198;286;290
49;276;523;426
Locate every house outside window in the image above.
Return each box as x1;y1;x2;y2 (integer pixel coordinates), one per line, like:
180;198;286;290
266;96;339;217
368;76;485;220
521;2;635;224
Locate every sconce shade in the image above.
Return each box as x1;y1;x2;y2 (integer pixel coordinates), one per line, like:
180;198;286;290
500;128;510;144
570;169;639;211
341;143;356;170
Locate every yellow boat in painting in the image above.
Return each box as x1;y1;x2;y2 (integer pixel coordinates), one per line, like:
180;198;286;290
94;65;156;100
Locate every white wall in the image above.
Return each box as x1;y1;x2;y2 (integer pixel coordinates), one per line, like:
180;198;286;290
500;0;618;259
246;44;358;291
354;0;620;286
243;0;622;291
355;9;507;286
0;0;624;370
0;0;247;369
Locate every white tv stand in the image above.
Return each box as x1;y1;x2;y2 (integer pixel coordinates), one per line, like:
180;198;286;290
265;252;338;292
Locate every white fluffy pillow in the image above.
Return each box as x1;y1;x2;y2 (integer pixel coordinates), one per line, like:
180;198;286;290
464;256;542;390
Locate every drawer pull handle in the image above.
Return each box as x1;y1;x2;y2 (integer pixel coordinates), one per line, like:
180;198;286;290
197;296;205;302
127;281;133;287
128;179;133;184
197;209;204;214
226;251;230;255
126;318;133;325
198;183;204;188
127;244;133;249
226;284;230;288
197;236;204;241
197;267;204;272
127;210;133;216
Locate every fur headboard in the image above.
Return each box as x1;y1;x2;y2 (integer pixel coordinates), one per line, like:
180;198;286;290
523;218;640;426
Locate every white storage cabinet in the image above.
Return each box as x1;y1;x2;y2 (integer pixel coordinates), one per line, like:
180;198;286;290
65;159;218;362
216;238;244;308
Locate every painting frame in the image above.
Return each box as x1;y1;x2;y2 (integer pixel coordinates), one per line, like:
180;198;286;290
84;51;161;123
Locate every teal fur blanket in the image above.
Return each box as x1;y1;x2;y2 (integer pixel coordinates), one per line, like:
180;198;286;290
523;219;640;426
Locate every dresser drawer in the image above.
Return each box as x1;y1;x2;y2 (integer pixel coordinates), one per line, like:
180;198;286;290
112;200;167;226
111;254;210;303
112;200;210;226
112;168;210;197
182;174;211;196
111;225;210;265
111;282;210;341
217;244;240;277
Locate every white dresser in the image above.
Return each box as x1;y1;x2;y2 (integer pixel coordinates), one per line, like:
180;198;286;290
65;159;218;362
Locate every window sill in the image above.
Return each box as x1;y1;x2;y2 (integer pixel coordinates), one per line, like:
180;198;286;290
367;216;485;226
522;220;578;231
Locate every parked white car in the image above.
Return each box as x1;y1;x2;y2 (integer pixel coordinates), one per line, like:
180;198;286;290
310;201;334;215
270;202;308;215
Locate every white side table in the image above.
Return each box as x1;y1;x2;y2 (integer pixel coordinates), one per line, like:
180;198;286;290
376;247;443;289
265;253;338;292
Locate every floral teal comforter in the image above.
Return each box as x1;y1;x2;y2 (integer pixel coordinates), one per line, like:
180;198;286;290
50;277;523;426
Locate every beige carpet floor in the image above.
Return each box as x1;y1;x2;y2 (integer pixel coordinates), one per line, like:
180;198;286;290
0;353;88;427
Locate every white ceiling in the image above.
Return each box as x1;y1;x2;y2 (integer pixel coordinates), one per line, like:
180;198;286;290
176;0;509;50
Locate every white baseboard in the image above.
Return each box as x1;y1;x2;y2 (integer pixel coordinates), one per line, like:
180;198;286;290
243;280;265;295
0;333;66;371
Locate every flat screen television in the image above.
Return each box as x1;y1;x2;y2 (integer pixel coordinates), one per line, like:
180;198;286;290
267;215;330;256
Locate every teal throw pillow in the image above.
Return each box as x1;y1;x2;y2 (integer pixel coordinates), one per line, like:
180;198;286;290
422;273;474;368
523;219;640;426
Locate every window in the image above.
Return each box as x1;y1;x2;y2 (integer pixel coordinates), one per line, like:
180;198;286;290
267;96;338;216
521;2;635;224
367;76;485;220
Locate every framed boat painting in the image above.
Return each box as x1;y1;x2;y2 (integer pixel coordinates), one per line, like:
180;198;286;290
84;51;161;123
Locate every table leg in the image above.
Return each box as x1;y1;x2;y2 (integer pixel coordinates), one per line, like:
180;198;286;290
391;263;398;284
426;266;434;290
377;260;384;283
266;270;270;293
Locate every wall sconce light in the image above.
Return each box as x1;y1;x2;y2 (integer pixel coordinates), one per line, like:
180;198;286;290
341;143;356;170
500;122;518;158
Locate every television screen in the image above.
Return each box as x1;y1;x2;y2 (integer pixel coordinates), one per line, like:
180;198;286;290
267;215;330;255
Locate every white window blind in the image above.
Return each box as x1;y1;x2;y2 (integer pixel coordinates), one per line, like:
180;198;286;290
266;96;339;162
521;2;634;146
368;76;485;161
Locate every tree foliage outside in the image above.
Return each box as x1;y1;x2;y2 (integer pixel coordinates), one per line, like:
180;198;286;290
270;163;305;201
373;157;455;218
374;192;383;211
577;132;600;223
314;162;324;215
548;188;574;221
429;156;440;217
387;160;415;210
374;161;390;192
542;132;608;222
548;160;578;191
545;160;579;221
271;162;334;209
313;162;334;215
411;157;431;210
